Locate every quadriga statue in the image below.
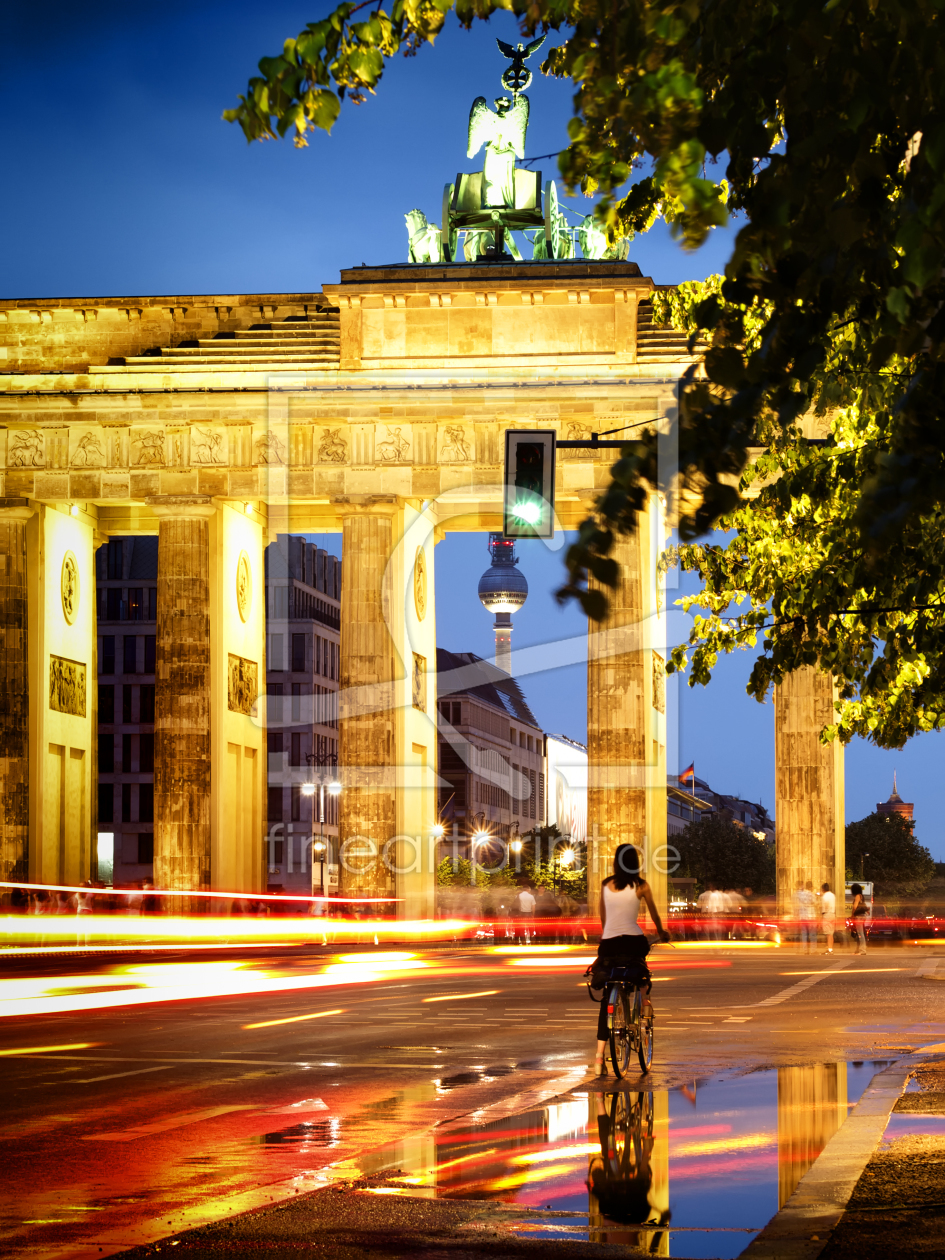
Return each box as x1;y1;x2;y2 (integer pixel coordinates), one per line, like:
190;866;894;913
405;209;442;264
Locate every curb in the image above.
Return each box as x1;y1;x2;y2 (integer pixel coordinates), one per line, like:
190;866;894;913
741;1051;941;1259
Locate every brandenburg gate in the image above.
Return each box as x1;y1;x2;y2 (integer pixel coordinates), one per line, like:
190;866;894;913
0;257;844;920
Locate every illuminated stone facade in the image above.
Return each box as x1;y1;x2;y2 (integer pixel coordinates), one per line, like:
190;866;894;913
0;260;702;913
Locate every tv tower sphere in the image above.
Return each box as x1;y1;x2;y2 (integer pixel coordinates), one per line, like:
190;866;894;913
478;534;527;673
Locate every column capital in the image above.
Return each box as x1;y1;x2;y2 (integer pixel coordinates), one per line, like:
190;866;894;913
146;495;216;521
332;494;401;519
0;498;35;522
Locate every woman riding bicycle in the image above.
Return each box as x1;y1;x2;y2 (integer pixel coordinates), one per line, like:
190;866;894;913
594;844;670;1077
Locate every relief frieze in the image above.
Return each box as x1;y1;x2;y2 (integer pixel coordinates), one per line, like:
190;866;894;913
132;428;166;466
8;431;45;468
49;654;86;717
228;653;258;716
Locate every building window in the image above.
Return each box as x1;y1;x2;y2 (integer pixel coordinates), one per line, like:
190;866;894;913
122;733;133;772
98;683;115;724
538;772;545;820
128;588;143;620
290;732;302;767
529;768;537;819
148;588;157;619
316;636;322;676
267;787;283;822
139;783;154;823
122;783;132;823
268;682;283;724
291;633;305;673
292;682;302;723
137;834;154;864
144;635;156;673
107;539;123;579
140;685;155;724
269;633;284;671
140;733;154;773
106;589;121;620
123;636;137;675
511;763;519;814
98;783;113;822
291;784;302;822
98;734;114;774
101;637;115;675
123;685;133;723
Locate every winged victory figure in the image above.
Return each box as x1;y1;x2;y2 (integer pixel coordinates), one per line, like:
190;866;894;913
467;94;529;209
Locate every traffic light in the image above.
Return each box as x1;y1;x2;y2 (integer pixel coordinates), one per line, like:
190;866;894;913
503;429;556;539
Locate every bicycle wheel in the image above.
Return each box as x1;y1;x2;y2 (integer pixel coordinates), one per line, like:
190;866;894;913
608;984;634;1078
637;990;654;1073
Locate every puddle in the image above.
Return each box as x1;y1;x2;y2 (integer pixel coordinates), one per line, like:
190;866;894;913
883;1114;945;1141
320;1061;886;1259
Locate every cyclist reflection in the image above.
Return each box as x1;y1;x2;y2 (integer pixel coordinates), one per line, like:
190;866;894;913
588;1091;670;1251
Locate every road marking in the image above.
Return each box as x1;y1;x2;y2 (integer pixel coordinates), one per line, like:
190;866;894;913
754;959;854;1006
83;1104;256;1141
75;1065;175;1083
917;959;939;977
724;1017;752;1022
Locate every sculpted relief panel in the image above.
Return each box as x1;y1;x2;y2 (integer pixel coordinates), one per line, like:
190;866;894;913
228;653;258;716
49;655;86;718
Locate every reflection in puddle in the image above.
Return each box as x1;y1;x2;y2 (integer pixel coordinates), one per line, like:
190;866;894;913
883;1114;945;1141
335;1062;886;1259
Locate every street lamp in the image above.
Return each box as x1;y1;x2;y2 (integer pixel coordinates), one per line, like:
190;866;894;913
305;749;340;897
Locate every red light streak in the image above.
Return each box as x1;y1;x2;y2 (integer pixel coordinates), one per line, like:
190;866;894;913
0;879;396;905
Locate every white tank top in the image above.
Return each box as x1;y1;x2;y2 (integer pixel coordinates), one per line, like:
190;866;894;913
601;881;644;938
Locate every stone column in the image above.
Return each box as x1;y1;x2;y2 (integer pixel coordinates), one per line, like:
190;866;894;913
337;504;397;900
586;500;666;920
152;499;215;891
0;501;32;883
774;666;845;919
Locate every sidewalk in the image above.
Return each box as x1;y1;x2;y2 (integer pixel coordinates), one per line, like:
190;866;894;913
819;1057;945;1260
747;1053;945;1260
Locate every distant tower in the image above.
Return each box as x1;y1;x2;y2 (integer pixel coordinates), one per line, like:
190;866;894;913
877;771;915;828
477;533;528;674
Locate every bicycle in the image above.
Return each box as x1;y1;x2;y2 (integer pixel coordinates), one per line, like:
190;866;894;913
586;945;665;1077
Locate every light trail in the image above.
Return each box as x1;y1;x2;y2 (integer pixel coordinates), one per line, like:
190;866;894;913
0;879;395;905
422;990;500;1003
0;1042;105;1056
0;955;437;1019
243;1008;344;1029
0;914;471;950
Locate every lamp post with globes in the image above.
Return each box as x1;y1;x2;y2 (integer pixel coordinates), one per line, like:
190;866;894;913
303;750;342;899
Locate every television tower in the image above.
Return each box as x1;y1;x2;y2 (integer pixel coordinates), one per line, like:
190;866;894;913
477;533;528;674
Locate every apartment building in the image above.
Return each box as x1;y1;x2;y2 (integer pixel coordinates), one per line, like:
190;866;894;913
95;536;158;885
435;648;545;845
265;536;342;895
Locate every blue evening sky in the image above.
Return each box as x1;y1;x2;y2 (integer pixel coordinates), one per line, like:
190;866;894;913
2;2;939;854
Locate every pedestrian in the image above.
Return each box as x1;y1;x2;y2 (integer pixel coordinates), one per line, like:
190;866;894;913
794;881;817;954
513;883;536;944
76;879;94;947
850;882;868;955
821;882;836;954
592;843;669;1077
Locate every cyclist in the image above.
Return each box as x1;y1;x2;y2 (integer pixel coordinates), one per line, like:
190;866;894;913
593;844;670;1077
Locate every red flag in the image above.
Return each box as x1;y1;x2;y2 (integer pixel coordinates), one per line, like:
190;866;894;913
679;762;695;788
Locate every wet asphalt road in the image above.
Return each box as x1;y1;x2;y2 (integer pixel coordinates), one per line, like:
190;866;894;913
1;942;944;1259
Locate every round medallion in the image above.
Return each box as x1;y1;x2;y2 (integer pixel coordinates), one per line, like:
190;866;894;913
61;551;79;625
413;546;427;621
236;550;252;623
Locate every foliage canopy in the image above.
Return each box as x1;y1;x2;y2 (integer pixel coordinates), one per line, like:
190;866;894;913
844;811;935;895
227;0;945;746
671;814;775;896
